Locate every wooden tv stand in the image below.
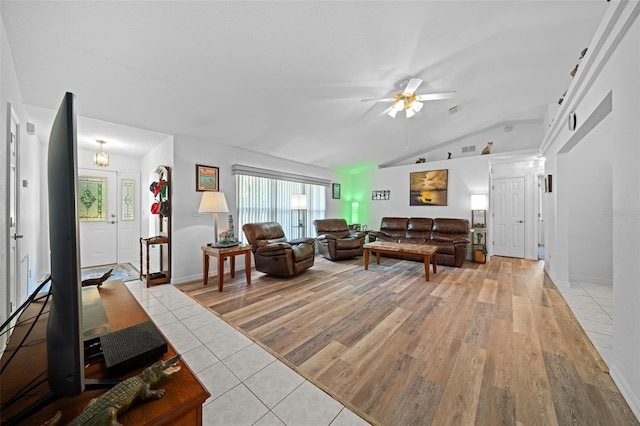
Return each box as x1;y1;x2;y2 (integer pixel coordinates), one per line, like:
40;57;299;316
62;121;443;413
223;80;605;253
0;280;210;425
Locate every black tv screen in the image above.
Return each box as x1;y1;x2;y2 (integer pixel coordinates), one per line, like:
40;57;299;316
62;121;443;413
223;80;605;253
46;92;84;396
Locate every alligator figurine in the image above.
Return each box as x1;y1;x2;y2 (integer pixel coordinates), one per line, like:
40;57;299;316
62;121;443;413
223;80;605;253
81;269;113;287
47;354;181;425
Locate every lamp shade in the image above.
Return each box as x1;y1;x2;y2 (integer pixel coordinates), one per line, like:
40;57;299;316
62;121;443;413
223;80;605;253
471;194;488;210
291;194;307;210
198;191;229;214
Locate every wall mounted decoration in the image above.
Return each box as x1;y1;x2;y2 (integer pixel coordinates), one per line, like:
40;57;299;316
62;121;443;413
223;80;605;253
410;169;448;206
545;174;553;193
372;190;390;200
332;183;341;199
196;164;219;191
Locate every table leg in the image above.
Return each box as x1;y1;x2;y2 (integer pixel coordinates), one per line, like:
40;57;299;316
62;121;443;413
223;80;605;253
203;253;210;285
376;251;381;264
432;253;437;274
244;251;251;285
230;255;236;278
424;255;430;281
364;248;369;270
218;254;225;292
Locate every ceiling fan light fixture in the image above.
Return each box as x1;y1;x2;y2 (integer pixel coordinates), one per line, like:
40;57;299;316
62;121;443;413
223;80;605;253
388;108;398;118
413;101;423;112
405;108;416;118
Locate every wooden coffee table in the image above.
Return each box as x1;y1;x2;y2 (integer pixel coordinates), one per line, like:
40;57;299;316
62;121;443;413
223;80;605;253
363;241;438;281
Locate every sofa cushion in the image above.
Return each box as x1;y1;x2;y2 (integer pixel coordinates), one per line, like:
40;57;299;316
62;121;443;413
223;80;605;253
380;217;408;239
406;218;433;240
426;240;455;255
291;243;315;261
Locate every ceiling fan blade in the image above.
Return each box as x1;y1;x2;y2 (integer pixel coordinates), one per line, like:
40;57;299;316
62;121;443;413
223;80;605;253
402;78;423;95
380;106;394;116
361;97;395;103
415;91;456;101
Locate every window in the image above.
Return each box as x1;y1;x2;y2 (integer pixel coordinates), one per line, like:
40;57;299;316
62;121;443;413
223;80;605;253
234;167;328;242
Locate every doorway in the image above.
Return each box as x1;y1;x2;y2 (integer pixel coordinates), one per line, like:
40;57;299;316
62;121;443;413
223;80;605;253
78;169;118;267
493;177;525;258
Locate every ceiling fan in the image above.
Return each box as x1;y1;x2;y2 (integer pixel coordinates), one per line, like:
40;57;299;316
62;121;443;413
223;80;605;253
362;77;455;119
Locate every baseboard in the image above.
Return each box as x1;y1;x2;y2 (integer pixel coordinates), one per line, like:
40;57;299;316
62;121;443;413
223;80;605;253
568;274;613;287
544;264;570;288
610;363;640;421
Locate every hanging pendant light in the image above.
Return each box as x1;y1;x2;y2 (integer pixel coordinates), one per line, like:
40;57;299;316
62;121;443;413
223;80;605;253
94;140;109;167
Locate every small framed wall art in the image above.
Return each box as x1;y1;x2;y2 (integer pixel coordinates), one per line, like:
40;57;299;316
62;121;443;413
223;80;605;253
332;183;341;199
196;164;219;191
372;190;390;200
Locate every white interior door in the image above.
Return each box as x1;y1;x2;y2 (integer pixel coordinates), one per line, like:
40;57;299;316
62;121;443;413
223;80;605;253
493;177;525;258
8;108;20;316
79;169;118;267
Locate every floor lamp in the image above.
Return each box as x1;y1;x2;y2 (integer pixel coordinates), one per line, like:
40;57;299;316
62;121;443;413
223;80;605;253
291;194;307;238
198;191;229;245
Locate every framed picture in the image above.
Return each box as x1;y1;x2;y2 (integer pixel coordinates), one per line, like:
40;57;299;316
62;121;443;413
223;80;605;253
196;164;219;191
332;183;341;199
410;169;448;206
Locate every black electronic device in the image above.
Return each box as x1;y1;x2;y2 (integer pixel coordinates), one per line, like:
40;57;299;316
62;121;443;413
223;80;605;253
100;321;168;377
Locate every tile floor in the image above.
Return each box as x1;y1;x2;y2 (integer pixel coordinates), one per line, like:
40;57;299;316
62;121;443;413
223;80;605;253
558;281;613;366
123;280;370;426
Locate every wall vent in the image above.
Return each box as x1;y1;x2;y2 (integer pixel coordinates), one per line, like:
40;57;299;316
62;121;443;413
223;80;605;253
448;105;461;114
462;145;476;153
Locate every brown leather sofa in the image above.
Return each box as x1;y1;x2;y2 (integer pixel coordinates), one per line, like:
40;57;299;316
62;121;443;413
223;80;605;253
242;222;316;277
368;217;470;267
313;218;366;260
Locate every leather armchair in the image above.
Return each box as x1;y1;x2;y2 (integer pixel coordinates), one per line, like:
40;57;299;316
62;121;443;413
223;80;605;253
313;218;366;260
242;222;316;277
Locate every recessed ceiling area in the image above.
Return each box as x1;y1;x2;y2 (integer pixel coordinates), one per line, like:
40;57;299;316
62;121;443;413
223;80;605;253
1;1;607;170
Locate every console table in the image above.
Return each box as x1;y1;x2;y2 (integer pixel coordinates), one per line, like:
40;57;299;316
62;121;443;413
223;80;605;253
0;280;210;425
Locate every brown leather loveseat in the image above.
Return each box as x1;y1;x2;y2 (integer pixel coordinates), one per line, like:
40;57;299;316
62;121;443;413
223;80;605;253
368;217;470;267
242;222;316;277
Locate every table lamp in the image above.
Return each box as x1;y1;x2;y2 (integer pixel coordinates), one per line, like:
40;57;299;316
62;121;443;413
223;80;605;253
198;191;229;244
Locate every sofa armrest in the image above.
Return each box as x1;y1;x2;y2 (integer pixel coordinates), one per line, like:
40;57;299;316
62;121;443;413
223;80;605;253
316;234;338;242
288;237;316;246
255;242;291;253
453;237;471;244
349;231;366;239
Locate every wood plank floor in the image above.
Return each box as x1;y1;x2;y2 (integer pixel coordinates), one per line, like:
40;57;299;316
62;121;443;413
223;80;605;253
177;256;639;426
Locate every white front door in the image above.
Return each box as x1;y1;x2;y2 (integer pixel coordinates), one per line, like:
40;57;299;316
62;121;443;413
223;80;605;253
79;169;118;267
493;177;525;258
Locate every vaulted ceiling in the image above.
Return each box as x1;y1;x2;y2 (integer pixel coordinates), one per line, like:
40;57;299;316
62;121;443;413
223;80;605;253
1;1;607;172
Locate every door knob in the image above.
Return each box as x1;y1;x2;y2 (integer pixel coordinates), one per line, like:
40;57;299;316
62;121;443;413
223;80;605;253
517;220;524;223
13;234;24;240
109;221;117;224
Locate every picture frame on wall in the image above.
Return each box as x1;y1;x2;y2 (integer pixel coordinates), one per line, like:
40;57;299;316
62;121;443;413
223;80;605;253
196;164;219;191
332;183;341;199
409;169;448;206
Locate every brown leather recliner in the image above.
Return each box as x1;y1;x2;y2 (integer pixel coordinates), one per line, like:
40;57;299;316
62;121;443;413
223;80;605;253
313;218;366;260
242;222;316;277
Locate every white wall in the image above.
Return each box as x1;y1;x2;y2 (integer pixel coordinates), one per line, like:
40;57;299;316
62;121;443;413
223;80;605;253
170;135;342;283
567;115;613;285
353;155;491;233
541;2;640;418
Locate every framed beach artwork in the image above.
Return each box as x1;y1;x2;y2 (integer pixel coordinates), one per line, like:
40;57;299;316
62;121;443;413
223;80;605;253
196;164;219;191
410;169;448;206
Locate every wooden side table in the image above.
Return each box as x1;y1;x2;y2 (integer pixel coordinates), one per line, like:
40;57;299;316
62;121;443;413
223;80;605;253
202;244;252;291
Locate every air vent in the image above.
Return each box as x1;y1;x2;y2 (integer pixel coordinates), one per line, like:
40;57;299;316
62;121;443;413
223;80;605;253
461;145;476;153
448;105;461;114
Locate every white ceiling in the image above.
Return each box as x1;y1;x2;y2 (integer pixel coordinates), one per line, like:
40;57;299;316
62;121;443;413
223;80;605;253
1;1;607;172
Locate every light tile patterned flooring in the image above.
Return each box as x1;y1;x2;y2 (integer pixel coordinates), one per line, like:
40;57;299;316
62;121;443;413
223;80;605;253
558;281;614;366
124;280;369;426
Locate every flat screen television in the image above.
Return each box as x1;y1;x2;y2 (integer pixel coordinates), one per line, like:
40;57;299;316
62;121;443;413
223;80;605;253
46;92;85;396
